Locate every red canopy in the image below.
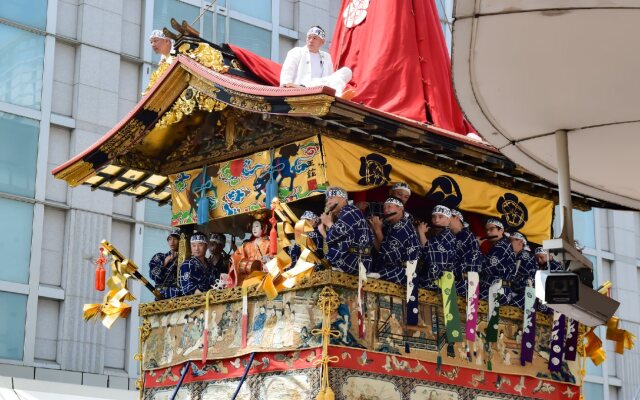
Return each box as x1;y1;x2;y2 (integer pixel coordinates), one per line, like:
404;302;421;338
229;0;474;135
330;0;472;134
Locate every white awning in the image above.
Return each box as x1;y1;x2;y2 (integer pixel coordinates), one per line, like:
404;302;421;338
0;379;137;400
452;1;640;210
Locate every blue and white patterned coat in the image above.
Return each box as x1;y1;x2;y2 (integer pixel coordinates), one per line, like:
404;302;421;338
161;256;219;299
375;216;421;284
326;204;374;275
149;251;178;291
480;237;516;299
509;249;538;307
453;228;483;295
420;228;457;289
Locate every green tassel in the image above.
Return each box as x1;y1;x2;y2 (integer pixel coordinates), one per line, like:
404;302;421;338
487;359;492;371
436;354;442;372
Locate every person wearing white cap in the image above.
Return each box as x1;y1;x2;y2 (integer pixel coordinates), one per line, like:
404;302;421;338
479;218;516;300
508;231;537;308
417;205;457;289
162;232;221;298
149;29;175;63
449;209;482;297
369;197;421;283
319;186;373;275
289;210;324;266
280;26;355;99
534;247;564;272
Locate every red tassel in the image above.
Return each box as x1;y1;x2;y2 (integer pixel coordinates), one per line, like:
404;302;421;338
94;247;106;291
95;265;105;291
269;211;278;256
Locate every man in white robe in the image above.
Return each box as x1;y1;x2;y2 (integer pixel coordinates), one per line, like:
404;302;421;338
280;26;355;99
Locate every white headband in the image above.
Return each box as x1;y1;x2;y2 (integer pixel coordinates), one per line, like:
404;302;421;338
307;26;326;40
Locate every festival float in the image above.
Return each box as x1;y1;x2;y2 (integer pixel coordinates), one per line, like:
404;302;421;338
52;2;635;400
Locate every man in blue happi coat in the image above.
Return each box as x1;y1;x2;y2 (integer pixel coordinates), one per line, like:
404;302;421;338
149;228;181;294
479;218;516;300
319;186;373;275
162;232;221;298
508;231;538;308
289;210;324;267
449;209;483;297
369;197;421;284
417;205;457;289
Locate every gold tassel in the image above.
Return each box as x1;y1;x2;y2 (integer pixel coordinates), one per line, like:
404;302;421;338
178;232;189;266
312;287;340;399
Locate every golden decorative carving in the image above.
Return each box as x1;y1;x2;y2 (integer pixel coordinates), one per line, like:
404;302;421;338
138;270;550;326
155;87;226;129
285;94;334;116
227;89;272;113
54;160;96;187
178;42;229;74
143;67;190;113
143;60;172;96
230;58;243;71
100;119;148;160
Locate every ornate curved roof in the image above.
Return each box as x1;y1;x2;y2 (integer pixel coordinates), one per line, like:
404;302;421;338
52;39;622;210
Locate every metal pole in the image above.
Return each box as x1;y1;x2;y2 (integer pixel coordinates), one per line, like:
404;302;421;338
555;129;574;243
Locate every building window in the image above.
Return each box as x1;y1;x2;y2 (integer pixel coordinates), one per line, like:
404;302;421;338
0;25;45;109
230;0;272;23
142;226;172;303
0;112;39;198
583;382;604;400
229;19;271;58
0;198;33;284
0;291;27;360
0;0;48;30
573;209;596;249
145;201;171;226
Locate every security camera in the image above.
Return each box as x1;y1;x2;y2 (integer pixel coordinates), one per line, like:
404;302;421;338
534;238;619;327
535;270;619;327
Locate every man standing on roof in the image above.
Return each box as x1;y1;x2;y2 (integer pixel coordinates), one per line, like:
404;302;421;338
449;209;483;297
149;30;175;63
318;186;373;275
508;231;537;308
149;228;181;294
280;26;355;99
479;218;516;300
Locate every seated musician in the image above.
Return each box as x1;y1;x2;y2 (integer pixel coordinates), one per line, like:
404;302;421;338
417;205;457;289
508;231;537;308
479;218;516;300
162;232;221;299
208;233;230;273
149;228;181;293
369;197;421;284
355;181;412;219
318;186;373;275
449;209;483;297
289;210;324;267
